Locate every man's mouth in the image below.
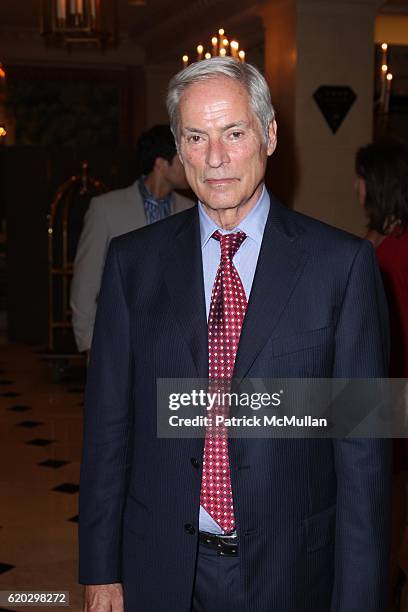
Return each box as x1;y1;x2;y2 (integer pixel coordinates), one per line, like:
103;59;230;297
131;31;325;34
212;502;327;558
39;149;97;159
204;178;237;185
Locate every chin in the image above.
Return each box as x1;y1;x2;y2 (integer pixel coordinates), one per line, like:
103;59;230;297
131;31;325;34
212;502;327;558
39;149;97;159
203;200;239;211
202;190;243;210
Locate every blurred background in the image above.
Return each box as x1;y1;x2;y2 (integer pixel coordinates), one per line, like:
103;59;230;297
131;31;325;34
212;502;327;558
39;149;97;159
0;0;407;348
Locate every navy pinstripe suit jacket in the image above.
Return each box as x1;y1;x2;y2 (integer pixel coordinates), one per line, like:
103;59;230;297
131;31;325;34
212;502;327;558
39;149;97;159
79;195;391;612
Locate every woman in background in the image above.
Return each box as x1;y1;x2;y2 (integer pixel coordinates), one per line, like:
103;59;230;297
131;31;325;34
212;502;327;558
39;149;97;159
356;141;408;610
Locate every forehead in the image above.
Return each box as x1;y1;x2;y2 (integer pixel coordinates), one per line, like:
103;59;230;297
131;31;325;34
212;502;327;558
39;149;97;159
179;76;254;122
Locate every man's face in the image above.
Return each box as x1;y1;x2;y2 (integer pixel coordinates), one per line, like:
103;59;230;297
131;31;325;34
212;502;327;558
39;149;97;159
178;76;277;214
163;153;189;190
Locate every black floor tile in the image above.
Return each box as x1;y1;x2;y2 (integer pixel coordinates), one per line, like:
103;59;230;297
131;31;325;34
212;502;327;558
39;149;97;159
0;392;22;398
52;483;79;494
38;459;69;469
25;438;54;446
68;514;79;523
16;421;44;428
7;405;31;412
0;562;15;574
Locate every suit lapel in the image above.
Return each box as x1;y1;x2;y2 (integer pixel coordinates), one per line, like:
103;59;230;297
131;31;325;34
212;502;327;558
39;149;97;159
161;208;208;379
160;199;308;382
234;200;308;381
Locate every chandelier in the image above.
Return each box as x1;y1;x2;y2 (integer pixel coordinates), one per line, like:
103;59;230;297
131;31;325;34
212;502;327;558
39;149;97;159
182;28;246;67
40;0;118;50
378;42;393;114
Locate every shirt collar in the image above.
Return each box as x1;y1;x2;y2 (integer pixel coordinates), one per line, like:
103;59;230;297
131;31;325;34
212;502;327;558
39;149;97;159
198;184;270;248
138;175;173;206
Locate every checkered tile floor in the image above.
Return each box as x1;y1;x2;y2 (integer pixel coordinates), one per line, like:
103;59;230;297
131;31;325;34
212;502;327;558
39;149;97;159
0;343;84;611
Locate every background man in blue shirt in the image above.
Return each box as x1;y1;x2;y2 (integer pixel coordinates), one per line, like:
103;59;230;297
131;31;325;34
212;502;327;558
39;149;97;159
71;125;192;354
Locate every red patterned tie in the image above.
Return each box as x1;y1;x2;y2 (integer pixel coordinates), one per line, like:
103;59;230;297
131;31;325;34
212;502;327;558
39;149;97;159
200;230;248;533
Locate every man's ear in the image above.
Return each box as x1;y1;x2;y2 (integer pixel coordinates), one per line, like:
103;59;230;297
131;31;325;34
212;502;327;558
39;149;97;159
267;120;278;157
154;157;168;173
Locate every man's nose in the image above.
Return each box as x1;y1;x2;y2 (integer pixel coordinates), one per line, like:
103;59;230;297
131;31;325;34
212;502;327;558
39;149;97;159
205;139;229;168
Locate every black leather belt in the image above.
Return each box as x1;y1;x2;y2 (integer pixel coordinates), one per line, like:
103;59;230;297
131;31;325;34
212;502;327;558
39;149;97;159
199;531;238;556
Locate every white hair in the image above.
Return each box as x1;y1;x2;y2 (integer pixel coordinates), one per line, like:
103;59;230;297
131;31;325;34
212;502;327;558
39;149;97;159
166;56;275;145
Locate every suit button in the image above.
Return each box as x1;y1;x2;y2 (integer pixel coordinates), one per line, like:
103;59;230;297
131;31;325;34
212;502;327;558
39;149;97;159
190;458;200;469
184;523;195;535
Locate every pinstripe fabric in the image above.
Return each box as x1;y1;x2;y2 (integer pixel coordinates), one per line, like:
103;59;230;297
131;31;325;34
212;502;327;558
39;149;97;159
79;195;391;612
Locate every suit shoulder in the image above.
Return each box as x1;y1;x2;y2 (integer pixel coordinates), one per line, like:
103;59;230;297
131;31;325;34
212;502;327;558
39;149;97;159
111;205;195;252
90;182;139;211
271;196;365;254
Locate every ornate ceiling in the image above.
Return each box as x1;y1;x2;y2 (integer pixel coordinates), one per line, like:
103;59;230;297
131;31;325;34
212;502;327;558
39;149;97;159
0;0;406;64
0;0;263;63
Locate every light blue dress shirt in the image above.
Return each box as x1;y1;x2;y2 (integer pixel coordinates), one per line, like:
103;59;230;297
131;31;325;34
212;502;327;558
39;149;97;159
198;185;270;534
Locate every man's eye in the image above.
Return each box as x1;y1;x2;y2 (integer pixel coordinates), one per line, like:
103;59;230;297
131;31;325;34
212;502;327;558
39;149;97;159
188;135;202;143
230;131;244;140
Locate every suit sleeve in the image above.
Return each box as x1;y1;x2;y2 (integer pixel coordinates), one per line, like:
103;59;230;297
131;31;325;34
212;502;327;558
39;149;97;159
331;240;392;612
70;197;110;352
79;239;133;584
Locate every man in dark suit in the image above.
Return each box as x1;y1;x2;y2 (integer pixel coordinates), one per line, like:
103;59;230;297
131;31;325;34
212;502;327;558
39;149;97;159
79;57;391;611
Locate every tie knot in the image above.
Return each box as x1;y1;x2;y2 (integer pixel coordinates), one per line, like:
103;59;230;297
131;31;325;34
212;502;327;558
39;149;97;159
212;230;247;262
